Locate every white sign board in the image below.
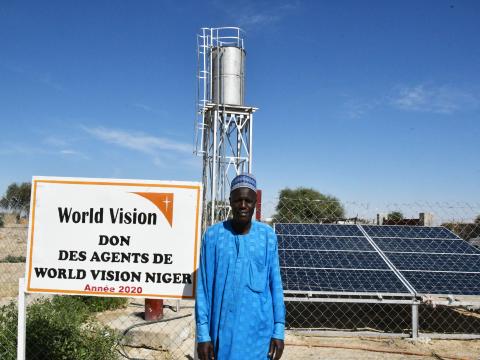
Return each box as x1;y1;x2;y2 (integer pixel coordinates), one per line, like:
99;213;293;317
25;176;202;299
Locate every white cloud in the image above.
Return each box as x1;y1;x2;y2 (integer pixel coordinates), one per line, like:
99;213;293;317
342;98;380;119
212;0;300;28
38;73;64;91
0;144;42;155
0;142;86;159
82;126;191;154
152;156;166;168
60;149;73;155
2;63;64;91
59;149;89;159
132;103;167;116
391;84;479;114
60;149;79;155
132;103;154;112
238;12;281;27
43;136;69;147
341;84;479;119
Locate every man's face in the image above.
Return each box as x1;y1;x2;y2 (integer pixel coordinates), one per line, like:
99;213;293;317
229;187;257;225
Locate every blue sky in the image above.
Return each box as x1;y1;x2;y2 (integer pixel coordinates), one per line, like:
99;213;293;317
1;0;479;218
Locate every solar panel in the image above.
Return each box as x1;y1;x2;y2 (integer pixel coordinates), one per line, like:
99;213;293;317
373;238;480;254
275;223;412;294
275;224;363;236
402;272;480;296
279;250;390;269
275;223;480;296
278;235;374;251
362;225;456;239
281;268;410;293
366;225;480;295
387;253;480;272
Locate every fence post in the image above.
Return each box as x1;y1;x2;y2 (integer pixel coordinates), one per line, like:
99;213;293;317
411;302;419;339
17;278;26;360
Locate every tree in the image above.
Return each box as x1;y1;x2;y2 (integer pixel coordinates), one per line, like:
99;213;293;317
273;187;345;223
0;182;31;218
386;211;404;222
475;215;480;225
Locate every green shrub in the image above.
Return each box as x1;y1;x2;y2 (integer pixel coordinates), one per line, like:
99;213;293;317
27;297;120;359
75;295;128;312
0;213;4;227
0;296;121;360
0;302;17;360
0;255;26;263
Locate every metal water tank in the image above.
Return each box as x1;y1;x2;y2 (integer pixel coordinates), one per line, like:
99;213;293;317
212;46;245;106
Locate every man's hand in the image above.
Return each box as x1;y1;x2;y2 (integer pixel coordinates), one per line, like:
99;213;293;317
268;338;284;359
197;341;214;360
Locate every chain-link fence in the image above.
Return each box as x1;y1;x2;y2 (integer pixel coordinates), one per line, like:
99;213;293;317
266;198;480;339
1;200;480;359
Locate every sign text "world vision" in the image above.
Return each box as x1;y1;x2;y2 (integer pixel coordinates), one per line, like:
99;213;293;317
58;207;157;225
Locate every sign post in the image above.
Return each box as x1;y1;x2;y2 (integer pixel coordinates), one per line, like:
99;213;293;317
17;278;26;360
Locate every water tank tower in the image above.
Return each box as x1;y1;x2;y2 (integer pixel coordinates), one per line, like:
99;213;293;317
194;27;257;227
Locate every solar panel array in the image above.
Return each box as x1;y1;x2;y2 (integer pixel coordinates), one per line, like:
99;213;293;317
275;224;480;296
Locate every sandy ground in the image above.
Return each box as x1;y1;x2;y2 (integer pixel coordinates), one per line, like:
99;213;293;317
0;223;27;258
283;334;480;360
0;223;27;297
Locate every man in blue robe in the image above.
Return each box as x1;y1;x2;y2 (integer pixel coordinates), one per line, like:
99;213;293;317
196;173;285;360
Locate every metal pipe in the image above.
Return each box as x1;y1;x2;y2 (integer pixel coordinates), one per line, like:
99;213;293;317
284;298;418;304
249;112;253;172
237;115;241;171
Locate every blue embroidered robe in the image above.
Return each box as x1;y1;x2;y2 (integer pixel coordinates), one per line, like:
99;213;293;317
195;221;285;359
